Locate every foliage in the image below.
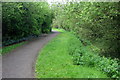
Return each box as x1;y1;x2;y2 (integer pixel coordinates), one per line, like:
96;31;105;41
52;2;120;59
2;2;53;46
68;32;120;78
35;31;107;78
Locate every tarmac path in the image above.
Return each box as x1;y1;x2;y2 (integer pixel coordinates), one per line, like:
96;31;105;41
2;31;59;78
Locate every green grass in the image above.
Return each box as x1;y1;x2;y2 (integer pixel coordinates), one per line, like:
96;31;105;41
68;32;119;78
52;28;65;32
35;31;108;78
0;41;26;55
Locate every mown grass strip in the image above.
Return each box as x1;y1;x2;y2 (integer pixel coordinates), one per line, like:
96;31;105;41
35;31;107;78
52;28;65;32
0;41;26;55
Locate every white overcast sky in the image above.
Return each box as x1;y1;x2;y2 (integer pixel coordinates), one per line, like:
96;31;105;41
46;0;68;4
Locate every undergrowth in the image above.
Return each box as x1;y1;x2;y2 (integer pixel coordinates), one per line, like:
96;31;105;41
35;31;107;78
68;32;120;78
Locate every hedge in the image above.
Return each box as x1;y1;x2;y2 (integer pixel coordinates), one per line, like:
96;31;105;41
2;2;53;46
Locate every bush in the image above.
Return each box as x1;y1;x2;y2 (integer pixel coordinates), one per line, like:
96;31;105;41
52;2;120;59
2;2;53;46
52;2;120;78
68;33;120;78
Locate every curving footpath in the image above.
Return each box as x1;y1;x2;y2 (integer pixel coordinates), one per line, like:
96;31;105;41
2;31;59;78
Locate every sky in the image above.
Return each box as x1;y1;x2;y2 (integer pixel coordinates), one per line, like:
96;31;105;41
46;0;68;4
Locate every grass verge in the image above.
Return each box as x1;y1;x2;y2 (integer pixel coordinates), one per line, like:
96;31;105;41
68;32;119;78
0;41;26;55
35;31;107;78
52;28;65;32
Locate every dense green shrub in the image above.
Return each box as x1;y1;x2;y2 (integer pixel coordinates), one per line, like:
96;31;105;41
2;2;53;46
52;2;120;78
52;2;120;77
52;2;120;59
68;33;120;78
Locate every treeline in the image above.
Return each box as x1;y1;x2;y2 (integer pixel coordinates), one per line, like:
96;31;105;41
52;2;120;78
52;2;120;59
2;2;53;46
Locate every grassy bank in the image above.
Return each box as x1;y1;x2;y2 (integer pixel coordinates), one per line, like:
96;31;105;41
0;41;26;55
68;32;119;78
35;30;108;78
